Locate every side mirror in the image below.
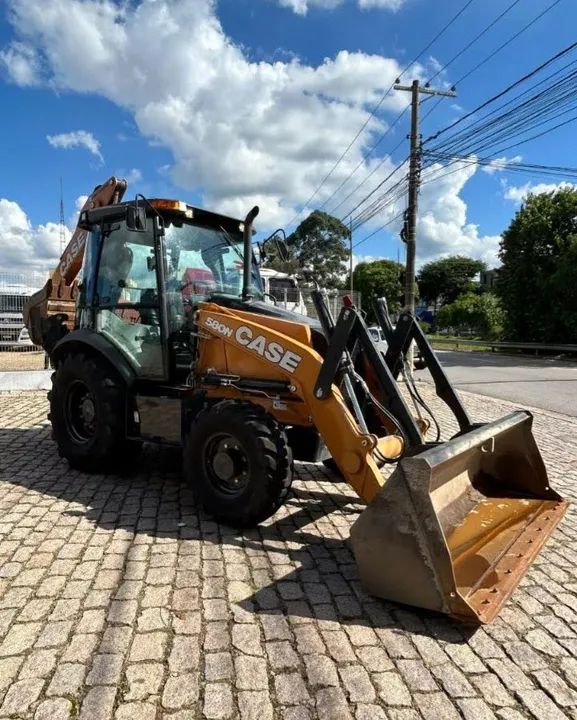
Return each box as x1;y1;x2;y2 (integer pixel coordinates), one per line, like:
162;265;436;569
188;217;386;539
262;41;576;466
262;229;289;262
126;204;147;232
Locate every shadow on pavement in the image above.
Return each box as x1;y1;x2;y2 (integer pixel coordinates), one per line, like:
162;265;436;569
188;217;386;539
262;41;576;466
0;425;477;644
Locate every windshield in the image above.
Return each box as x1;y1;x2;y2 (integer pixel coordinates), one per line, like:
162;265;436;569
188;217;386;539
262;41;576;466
164;220;262;300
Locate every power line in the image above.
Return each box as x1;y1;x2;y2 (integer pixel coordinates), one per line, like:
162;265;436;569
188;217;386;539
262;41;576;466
353;210;405;250
424;39;577;147
343;159;409;224
421;0;566;128
331;135;408;218
285;0;478;230
320;106;409;215
426;0;523;84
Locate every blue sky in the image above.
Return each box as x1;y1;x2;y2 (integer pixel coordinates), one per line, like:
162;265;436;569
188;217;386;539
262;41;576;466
1;0;576;274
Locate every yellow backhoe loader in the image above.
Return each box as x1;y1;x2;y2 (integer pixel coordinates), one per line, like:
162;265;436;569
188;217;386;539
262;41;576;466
25;176;567;624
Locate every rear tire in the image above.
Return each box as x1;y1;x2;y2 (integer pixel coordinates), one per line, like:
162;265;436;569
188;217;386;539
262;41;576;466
50;352;139;471
184;400;293;527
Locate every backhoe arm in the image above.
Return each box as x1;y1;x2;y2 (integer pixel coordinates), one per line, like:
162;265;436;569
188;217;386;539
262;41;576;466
24;177;127;351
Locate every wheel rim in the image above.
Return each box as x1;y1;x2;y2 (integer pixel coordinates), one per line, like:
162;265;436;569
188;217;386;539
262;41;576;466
65;380;97;444
203;432;250;495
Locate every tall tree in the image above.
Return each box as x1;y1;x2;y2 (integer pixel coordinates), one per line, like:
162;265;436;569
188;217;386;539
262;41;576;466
498;188;577;342
417;255;486;309
266;210;349;287
351;259;403;322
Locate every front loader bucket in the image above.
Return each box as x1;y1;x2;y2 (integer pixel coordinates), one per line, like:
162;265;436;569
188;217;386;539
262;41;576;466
350;411;568;623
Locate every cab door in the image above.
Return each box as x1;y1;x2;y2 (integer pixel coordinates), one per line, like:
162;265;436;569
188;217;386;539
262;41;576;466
89;221;167;379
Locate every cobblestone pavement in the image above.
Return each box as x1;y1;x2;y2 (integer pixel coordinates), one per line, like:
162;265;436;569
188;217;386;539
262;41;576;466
1;386;577;719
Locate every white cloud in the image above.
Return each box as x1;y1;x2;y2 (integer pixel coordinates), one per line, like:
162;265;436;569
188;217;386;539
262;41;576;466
278;0;405;14
0;198;68;275
124;168;142;184
46;130;103;162
481;155;522;176
503;180;576;204
2;0;419;232
0;41;41;85
416;159;502;268
1;0;496;272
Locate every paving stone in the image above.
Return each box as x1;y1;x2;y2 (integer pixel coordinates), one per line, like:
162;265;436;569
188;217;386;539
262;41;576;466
533;669;577;707
267;640;301;670
233;623;264;656
487;658;535;691
125;662;165;701
238;690;274;720
339;664;376;702
35;620;74;648
281;708;312;720
322;629;357;663
0;622;42;656
162;672;199;709
373;671;412;706
414;692;461;720
471;673;516;707
168;635;200;672
46;662;86;696
129;632;168;662
0;678;44;716
458;698;498;720
397;659;438;691
304;654;339;687
275;671;311;704
2;389;577;720
431;663;476;697
315;687;354;720
377;629;419;659
79;686;117;720
355;703;388;720
115;702;157;720
236;655;269;691
86;653;124;685
62;633;99;663
204;683;234;719
516;689;571;720
34;697;74;720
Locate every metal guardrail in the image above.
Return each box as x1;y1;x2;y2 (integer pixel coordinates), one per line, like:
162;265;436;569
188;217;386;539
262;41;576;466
431;337;577;355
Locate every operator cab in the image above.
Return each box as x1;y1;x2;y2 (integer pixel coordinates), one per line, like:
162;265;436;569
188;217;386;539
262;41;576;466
77;199;301;383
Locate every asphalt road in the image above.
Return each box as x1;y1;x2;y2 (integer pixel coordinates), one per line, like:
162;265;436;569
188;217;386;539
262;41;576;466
418;349;577;417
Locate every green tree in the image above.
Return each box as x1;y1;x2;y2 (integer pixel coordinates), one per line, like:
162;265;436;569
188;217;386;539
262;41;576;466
498;188;577;342
350;259;403;322
437;292;504;339
266;210;349;287
417;255;486;309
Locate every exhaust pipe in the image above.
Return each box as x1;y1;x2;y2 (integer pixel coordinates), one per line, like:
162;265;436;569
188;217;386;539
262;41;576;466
242;206;260;301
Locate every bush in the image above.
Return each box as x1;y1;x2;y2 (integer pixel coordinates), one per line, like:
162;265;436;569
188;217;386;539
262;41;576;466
437;292;504;339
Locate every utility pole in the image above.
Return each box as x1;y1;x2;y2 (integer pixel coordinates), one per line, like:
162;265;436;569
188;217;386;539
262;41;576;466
394;79;456;373
349;218;353;298
59;177;66;254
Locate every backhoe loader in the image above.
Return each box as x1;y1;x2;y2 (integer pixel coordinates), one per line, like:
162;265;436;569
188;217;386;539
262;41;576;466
25;176;568;624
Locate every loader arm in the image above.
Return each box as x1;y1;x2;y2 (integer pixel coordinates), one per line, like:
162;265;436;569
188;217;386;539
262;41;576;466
24;176;127;351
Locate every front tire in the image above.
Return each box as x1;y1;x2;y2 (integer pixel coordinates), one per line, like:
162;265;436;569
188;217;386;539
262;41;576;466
184;400;293;527
50;352;138;471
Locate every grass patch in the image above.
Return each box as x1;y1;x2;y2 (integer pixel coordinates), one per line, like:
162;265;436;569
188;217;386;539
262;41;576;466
427;334;494;352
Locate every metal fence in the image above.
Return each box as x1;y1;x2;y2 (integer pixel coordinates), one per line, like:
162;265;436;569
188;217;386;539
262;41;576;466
0;271;48;371
273;288;362;321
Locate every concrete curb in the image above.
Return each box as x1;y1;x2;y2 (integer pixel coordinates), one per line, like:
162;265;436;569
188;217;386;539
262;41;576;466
0;370;51;392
